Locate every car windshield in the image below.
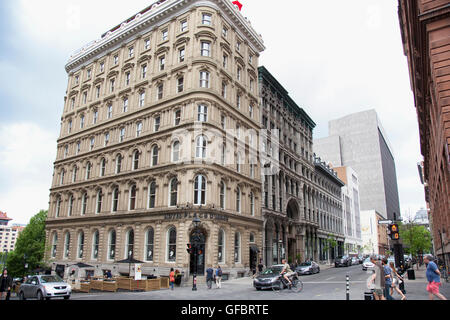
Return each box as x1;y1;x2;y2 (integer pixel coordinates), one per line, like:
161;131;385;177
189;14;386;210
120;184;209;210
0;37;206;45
364;258;371;263
299;262;311;266
40;275;63;283
261;267;282;275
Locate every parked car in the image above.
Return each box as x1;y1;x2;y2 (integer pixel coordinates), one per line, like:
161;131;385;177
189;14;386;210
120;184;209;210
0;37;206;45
295;261;320;275
335;255;352;267
351;257;359;265
362;257;375;271
19;275;71;300
358;256;364;264
253;265;284;290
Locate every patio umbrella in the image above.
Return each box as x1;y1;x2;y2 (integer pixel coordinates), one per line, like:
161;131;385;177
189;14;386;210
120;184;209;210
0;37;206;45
116;258;144;277
69;262;94;268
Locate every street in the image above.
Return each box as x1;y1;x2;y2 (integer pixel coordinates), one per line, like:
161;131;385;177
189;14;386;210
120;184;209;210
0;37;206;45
9;264;448;301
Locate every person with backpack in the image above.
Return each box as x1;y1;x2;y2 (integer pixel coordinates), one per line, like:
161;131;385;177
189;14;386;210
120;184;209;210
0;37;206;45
215;266;223;289
206;266;214;289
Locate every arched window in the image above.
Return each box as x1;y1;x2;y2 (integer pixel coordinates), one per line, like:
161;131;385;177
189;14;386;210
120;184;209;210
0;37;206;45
148;182;156;209
194;175;206;205
172;141;180;162
250;192;255;216
167;227;177;262
236;187;241;213
218;229;225;263
196;135;207;159
51;233;58;258
145;228;154;262
100;158;106;177
68;194;74;217
108;230;116;260
81;193;88;215
115;154;122;174
169;178;178;207
125;229;134;259
220;181;226;210
152;145;159;166
55;196;61;217
86;162;91;180
96;190;103;214
77;231;84;259
132;150;140;170
92;230;99;260
234;232;241;263
64;232;70;259
112;188;119;212
129;185;137;210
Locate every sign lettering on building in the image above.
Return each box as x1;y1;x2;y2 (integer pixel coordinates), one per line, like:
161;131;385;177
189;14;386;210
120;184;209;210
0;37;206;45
164;212;229;222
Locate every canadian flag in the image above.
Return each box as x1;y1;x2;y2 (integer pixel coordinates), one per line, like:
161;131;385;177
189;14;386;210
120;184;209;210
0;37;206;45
232;1;243;11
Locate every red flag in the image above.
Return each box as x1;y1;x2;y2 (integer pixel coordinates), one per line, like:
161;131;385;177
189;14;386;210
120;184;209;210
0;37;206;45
232;1;243;11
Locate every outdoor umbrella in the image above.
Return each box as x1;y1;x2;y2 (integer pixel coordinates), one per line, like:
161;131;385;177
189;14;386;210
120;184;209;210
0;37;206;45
115;258;144;277
69;262;94;268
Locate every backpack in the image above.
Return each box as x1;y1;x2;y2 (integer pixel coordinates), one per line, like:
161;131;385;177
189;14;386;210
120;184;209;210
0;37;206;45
218;269;223;277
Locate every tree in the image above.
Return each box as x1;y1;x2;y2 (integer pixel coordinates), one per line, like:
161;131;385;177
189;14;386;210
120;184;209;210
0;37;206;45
400;223;432;270
323;235;338;262
6;210;49;277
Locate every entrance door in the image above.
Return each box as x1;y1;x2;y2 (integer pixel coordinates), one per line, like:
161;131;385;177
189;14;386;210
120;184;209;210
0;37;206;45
190;230;206;276
249;247;258;272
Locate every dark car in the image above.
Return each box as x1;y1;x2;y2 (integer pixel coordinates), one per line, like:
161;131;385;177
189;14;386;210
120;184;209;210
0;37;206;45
335;255;352;267
295;261;320;275
253;265;284;290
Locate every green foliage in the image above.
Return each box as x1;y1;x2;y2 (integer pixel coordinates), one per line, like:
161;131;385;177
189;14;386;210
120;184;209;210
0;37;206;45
323;235;337;251
400;223;432;258
296;253;302;263
6;210;49;277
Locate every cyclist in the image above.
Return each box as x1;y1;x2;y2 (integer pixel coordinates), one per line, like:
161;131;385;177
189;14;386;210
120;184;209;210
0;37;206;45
280;259;294;287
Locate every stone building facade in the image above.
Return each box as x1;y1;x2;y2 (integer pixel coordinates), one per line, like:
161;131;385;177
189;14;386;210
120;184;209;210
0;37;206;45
398;0;450;268
45;0;266;281
258;67;345;266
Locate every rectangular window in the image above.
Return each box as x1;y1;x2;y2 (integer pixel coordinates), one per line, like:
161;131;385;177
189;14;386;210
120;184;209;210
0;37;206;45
222;26;228;38
75;75;79;85
104;132;110;146
177;77;184;93
139;92;145;107
68;120;72;133
222;82;227;98
114;55;119;65
249;105;253;118
125;72;131;86
70;98;75;109
157;84;164;100
141;64;147;78
221;115;226;129
119;128;125;142
237;66;241;81
123;98;128;112
83;92;87;104
107;105;112;119
110;79;115;92
202;13;212;25
128;46;134;58
236;41;241;52
144;38;150;50
76;142;81;155
96;85;101;99
180;20;188;32
200;71;209;88
159;56;165;71
90;137;95;150
179;47;185;62
250;79;254;92
87;69;92;79
198;105;208;122
162;29;168;41
223;54;228;68
154;117;160;132
100;62;105;73
236;94;241;109
201;41;210;57
80;115;85;128
136;122;142;137
174;109;181;126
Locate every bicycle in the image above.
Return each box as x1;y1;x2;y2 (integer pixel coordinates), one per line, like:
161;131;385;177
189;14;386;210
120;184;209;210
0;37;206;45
271;274;303;293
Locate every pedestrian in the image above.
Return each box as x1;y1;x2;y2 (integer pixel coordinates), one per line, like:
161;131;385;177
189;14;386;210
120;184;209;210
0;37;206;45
215;266;222;289
206;266;214;289
382;258;394;300
257;260;264;275
369;255;385;300
424;254;447;300
0;269;12;301
389;262;406;300
169;268;175;290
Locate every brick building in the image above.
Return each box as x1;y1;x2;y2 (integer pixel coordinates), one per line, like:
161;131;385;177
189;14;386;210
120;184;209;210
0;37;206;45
398;0;450;266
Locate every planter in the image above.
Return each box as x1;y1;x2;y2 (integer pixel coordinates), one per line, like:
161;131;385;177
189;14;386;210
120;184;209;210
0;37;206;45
90;280;104;291
102;281;118;292
79;282;90;293
117;277;132;291
160;277;169;289
130;280;147;291
147;278;161;291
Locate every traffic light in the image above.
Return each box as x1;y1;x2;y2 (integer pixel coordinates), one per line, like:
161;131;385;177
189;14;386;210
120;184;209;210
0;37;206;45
186;243;192;254
388;224;400;240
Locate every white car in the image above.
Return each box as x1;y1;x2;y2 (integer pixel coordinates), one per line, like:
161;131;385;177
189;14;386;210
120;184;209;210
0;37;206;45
19;275;72;300
362;258;375;271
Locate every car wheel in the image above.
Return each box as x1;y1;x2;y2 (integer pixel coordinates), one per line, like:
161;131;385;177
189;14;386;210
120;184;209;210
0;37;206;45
317;268;320;273
19;291;26;300
37;290;44;300
64;295;70;300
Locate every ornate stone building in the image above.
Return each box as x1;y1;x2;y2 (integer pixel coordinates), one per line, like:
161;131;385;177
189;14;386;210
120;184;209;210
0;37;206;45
398;0;450;269
45;0;266;280
258;67;345;266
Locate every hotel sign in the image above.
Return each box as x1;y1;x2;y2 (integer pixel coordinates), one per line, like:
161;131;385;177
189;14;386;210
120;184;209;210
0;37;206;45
164;212;229;222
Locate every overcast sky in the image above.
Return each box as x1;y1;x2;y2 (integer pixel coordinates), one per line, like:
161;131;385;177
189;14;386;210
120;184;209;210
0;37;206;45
0;0;426;225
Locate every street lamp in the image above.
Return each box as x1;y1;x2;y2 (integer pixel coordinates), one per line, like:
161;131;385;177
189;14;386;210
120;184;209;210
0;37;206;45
192;217;201;291
438;229;448;282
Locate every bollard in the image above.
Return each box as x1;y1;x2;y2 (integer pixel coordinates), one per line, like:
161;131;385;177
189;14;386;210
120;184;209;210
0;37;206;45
346;275;350;300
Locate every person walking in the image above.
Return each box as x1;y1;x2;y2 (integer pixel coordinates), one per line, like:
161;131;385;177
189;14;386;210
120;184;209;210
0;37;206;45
382;258;395;300
389;262;406;300
215;266;222;289
369;255;385;300
169;268;175;290
424;254;447;300
0;269;12;301
206;266;214;289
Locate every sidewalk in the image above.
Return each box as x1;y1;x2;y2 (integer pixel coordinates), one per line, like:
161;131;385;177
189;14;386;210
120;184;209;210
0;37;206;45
402;264;450;300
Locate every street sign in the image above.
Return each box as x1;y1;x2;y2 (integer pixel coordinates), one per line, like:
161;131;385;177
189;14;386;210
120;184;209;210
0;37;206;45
378;220;393;225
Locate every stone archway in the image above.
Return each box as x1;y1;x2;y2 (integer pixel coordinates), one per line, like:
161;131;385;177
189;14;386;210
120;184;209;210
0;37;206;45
286;198;300;221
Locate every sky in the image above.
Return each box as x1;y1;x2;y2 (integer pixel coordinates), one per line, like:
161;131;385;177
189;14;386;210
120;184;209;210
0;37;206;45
0;0;426;225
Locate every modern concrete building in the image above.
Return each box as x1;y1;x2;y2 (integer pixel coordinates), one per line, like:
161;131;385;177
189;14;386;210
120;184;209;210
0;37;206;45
360;210;389;256
45;0;266;282
334;166;363;255
0;212;25;253
398;0;450;273
313;109;401;221
258;66;345;266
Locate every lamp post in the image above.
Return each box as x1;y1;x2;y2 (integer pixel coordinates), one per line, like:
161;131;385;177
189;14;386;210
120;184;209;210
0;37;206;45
438;229;448;282
192;217;201;291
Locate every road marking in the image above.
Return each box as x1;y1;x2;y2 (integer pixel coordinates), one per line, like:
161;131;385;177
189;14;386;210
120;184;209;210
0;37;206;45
325;277;335;281
302;281;366;284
